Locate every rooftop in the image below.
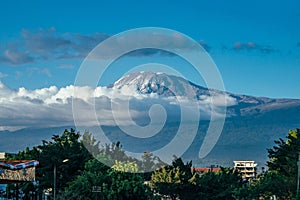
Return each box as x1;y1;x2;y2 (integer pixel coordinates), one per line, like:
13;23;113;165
0;160;39;170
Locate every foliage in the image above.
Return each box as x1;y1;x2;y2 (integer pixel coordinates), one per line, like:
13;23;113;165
151;157;244;200
266;128;300;198
141;151;165;171
140;151;166;181
10;131;165;199
82;131;101;156
11;129;97;198
8;128;300;199
63;158;110;199
234;129;300;199
111;160;138;173
197;168;243;200
151;157;199;200
64;159;156;200
103;160;156;200
103;142;131;163
37;129;93;193
257;170;291;199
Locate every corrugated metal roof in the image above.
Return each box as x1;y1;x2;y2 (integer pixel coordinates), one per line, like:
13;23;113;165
0;160;39;170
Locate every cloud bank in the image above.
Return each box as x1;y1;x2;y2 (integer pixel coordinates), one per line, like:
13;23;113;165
0;82;236;131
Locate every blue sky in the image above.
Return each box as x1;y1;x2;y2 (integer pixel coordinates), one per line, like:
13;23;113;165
0;0;300;98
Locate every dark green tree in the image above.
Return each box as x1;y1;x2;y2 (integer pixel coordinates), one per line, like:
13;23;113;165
233;129;300;199
103;160;156;200
141;152;165;172
81;131;101;156
267;129;300;177
36;129;92;195
140;151;166;181
151;157;198;200
103;141;139;163
64;159;156;200
12;129;98;198
262;128;300;198
63;158;110;199
197;167;242;200
255;170;291;199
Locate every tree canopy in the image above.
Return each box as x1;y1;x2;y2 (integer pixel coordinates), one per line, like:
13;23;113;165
4;128;300;199
266;128;300;198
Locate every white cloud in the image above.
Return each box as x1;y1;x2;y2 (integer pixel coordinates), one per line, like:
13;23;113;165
0;82;236;131
199;93;237;107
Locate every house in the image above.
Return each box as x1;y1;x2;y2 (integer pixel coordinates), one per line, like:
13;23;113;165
0;159;39;183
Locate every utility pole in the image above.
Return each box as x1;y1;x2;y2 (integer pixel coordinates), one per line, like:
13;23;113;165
296;154;300;200
54;159;68;200
54;163;56;200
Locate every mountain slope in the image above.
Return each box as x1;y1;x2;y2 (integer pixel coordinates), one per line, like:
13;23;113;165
112;71;300;117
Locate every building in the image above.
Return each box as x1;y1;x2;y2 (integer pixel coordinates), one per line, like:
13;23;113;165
0;159;39;199
0;153;5;160
233;160;257;179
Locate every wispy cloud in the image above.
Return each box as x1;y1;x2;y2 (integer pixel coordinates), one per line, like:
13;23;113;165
27;68;52;78
0;49;34;65
4;27;282;66
0;28;212;65
0;28;110;65
232;41;276;54
198;40;211;52
57;64;75;69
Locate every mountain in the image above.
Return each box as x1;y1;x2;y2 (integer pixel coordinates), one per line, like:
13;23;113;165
110;72;300;166
112;71;209;97
112;71;300;117
1;71;300;167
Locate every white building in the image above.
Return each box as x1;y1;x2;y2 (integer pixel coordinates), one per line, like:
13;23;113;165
0;153;4;160
233;160;257;179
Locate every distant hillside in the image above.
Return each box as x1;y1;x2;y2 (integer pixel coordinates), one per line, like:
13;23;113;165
0;127;71;153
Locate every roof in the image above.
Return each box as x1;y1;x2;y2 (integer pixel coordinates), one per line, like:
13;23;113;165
193;168;221;173
0;160;39;170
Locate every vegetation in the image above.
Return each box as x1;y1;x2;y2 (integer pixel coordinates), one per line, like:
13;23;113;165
234;128;300;199
151;157;199;200
1;128;299;199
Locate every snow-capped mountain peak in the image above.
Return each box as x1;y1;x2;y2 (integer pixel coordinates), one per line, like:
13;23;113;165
112;71;208;98
110;71;300;117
